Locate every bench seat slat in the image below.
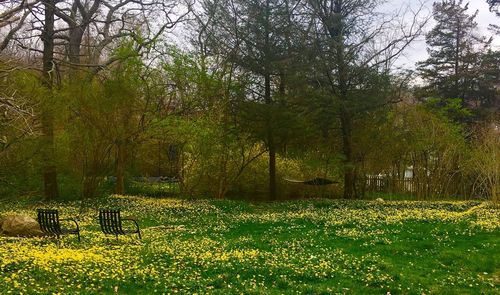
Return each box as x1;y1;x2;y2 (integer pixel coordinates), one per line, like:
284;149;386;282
37;209;80;242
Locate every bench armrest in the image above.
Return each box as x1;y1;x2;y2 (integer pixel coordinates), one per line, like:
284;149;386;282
122;215;138;220
60;218;80;231
122;218;140;232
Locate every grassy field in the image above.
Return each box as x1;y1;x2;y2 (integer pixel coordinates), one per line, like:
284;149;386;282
0;196;499;294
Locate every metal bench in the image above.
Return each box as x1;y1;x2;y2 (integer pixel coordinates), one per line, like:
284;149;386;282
98;209;141;239
37;209;80;241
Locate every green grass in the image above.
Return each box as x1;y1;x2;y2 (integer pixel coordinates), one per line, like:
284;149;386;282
0;196;498;294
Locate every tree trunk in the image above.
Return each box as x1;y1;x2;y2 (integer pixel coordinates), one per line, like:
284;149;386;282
68;28;84;77
325;1;356;199
262;1;277;201
83;176;98;198
340;108;355;199
115;143;126;195
265;73;277;200
337;63;356;199
41;0;58;200
269;142;277;200
454;21;461;98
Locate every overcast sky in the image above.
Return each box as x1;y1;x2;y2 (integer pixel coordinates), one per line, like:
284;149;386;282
388;0;499;69
172;0;498;71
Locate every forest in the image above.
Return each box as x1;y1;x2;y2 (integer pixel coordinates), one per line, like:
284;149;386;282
0;0;499;202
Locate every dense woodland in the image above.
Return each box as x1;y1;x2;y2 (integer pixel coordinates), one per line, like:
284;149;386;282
0;0;499;201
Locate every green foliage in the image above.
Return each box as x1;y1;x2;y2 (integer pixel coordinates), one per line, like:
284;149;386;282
0;65;45;198
55;40;152;198
238;101;311;148
354;103;470;199
1;7;496;202
163;116;265;198
423;97;472;124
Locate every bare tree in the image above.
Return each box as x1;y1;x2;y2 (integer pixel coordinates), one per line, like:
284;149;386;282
0;59;35;138
0;57;38;191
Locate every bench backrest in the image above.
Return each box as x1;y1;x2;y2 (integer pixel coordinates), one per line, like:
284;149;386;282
37;209;62;234
99;209;124;235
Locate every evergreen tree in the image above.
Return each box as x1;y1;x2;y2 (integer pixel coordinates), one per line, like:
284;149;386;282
304;0;427;199
197;0;302;200
418;0;493;117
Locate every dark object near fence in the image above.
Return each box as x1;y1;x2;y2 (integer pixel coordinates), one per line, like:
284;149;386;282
98;209;141;239
36;209;80;241
284;177;338;186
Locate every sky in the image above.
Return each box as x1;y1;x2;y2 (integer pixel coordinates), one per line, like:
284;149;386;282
388;0;499;69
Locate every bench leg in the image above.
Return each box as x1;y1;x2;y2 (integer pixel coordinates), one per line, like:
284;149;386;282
55;235;61;248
